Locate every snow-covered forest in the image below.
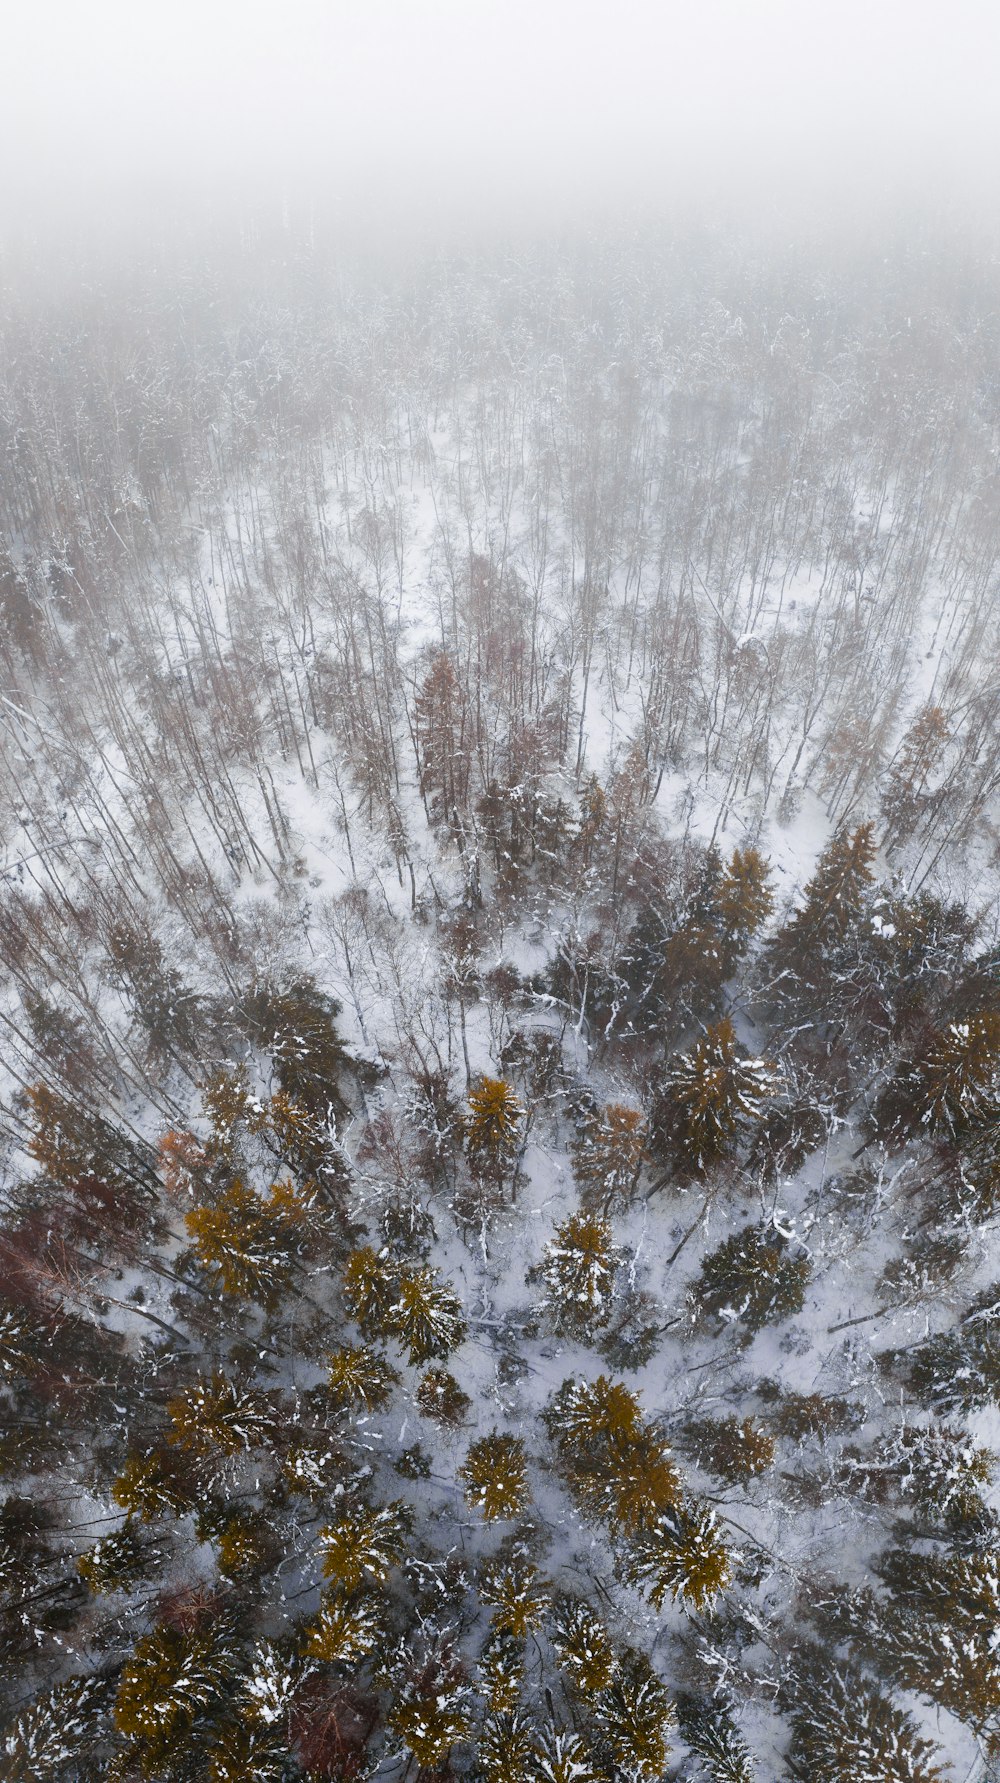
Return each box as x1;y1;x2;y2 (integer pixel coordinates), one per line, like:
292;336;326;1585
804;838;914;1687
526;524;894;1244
3;209;1000;1782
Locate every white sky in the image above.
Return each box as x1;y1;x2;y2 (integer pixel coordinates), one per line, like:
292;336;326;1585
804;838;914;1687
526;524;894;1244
4;1;1000;233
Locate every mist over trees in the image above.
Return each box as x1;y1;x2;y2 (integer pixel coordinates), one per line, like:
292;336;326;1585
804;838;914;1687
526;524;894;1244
0;214;1000;1779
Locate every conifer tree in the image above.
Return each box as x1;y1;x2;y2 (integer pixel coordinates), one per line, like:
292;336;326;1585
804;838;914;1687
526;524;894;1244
389;1643;474;1771
302;1590;382;1666
881;704;950;850
690;1223;810;1334
480;1551;549;1637
114;1618;241;1777
1;1674;112;1783
620;1499;733;1611
572;1103;647;1214
551;1597;617;1700
478;1626;525;1712
655;1019;774;1174
167;1372;274;1458
320;1501;410;1593
386;1264;466;1364
326;1343;399;1412
535;1723;602;1783
478;1706;539;1783
872;1544;1000;1732
713;845;774;975
788;1652;947;1781
595;1647;675;1783
762;823;877;1010
466;1075;524;1174
342;1244;399;1338
878;1009;1000;1141
537;1210;620;1336
416;1366;472;1426
185;1178;313;1305
462;1432;530;1520
676;1692;756;1783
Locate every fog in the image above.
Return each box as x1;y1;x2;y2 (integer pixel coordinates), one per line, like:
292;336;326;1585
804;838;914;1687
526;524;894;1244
5;0;1000;245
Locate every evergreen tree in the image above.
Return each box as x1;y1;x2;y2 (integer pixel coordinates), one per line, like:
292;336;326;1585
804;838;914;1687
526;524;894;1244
385;1264;466;1364
480;1551;549;1637
872;1543;1000;1732
320;1501;410;1592
114;1618;241;1777
302;1590;382;1666
877;1009;1000;1141
551;1597;617;1700
762;824;877;1011
1;1674;112;1782
788;1651;947;1781
535;1723;603;1783
537;1210;620;1337
713;846;774;975
620;1499;733;1611
466;1076;524;1173
342;1243;399;1338
572;1103;647;1214
682;1415;775;1484
544;1375;682;1536
881;704;950;850
655;1019;774;1174
690;1223;810;1334
389;1642;474;1770
478;1706;538;1783
416;1366;472;1426
595;1647;675;1783
326;1343;399;1412
676;1692;756;1783
462;1433;531;1520
167;1372;274;1458
185;1178;317;1305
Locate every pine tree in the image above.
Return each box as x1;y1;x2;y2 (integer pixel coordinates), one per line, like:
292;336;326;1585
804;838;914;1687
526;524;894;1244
416;1366;472;1426
690;1223;810;1334
655;1019;774;1174
551;1597;617;1701
320;1501;410;1592
1;1673;112;1781
480;1551;549;1637
537;1210;620;1337
788;1652;947;1781
872;1544;1000;1732
239;1639;300;1726
762;824;877;1010
113;1447;198;1520
77;1521;159;1594
478;1706;539;1783
415;649;470;828
620;1499;733;1611
478;1626;525;1712
676;1692;756;1782
572;1103;647;1214
879;1009;1000;1141
535;1723;602;1783
302;1590;382;1666
595;1647;675;1783
385;1264;466;1364
713;846;774;975
185;1178;315;1305
466;1076;524;1173
342;1243;399;1338
114;1618;241;1776
545;1375;682;1535
682;1415;775;1484
326;1343;399;1411
462;1433;530;1520
389;1643;474;1770
167;1372;274;1457
881;704;950;850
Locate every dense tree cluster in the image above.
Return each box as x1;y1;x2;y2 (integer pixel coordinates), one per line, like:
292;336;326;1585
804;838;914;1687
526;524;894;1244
1;217;1000;1778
